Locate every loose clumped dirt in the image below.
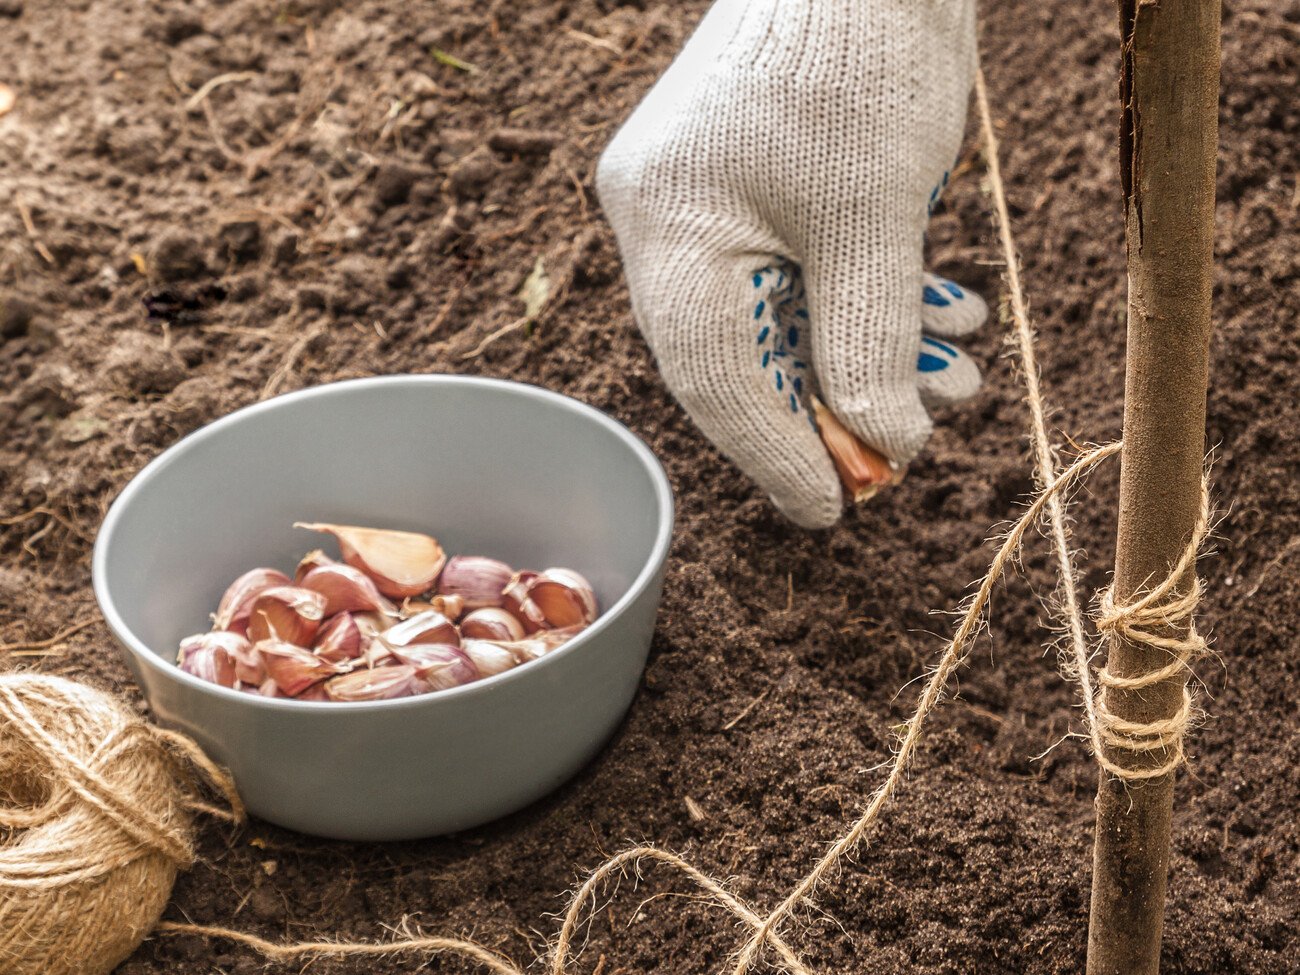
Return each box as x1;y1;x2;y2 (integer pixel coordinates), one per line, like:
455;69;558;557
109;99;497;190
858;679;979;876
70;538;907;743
1;2;1297;973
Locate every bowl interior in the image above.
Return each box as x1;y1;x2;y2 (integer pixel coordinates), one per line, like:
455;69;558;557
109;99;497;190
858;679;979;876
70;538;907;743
97;376;669;661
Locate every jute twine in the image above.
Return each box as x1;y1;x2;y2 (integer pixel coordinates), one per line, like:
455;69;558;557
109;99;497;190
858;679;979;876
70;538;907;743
0;674;243;975
0;61;1212;975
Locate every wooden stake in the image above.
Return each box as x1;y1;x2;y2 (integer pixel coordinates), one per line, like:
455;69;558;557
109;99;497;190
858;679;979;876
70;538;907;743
1087;2;1221;973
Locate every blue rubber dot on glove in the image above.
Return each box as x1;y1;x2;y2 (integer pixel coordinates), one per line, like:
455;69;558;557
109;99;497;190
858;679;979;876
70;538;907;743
918;352;949;372
754;300;766;319
761;350;770;368
943;281;964;299
787;325;799;347
775;371;784;391
922;335;959;356
922;285;950;307
756;325;770;344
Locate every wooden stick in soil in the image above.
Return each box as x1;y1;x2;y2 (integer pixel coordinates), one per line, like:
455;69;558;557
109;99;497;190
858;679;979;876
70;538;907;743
1087;2;1221;973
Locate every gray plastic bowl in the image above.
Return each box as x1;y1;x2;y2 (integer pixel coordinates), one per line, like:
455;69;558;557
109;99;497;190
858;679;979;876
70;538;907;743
92;376;673;840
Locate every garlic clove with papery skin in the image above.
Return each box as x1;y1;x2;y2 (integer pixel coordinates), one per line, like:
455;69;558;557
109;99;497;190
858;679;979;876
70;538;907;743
294;523;446;598
389;643;480;691
213;568;292;634
502;571;548;634
379;609;460;648
257;639;339;697
293;549;337;584
810;396;904;504
245;586;328;646
299;563;398;618
460;639;521;678
527;569;598;628
436;555;514;611
460;607;527;642
313;612;364;662
325;665;425;701
177;633;240;688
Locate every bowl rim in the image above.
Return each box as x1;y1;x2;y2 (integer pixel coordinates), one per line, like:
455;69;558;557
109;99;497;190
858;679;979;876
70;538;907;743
91;374;675;713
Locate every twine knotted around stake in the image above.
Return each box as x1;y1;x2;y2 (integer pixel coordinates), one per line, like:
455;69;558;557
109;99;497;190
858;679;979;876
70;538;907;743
1089;485;1211;781
0;674;243;975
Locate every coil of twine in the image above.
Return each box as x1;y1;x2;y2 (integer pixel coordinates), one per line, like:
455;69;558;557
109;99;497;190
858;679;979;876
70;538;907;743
0;673;243;975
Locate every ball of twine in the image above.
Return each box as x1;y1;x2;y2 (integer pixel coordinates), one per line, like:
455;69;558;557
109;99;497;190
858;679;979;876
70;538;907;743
0;673;242;975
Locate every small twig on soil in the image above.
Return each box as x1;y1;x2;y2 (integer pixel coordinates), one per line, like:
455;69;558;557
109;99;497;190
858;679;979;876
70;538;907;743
185;72;259;112
564;28;622;55
0;618;99;656
460;316;529;360
262;322;327;399
16;200;55;264
722;685;774;731
684;796;707;822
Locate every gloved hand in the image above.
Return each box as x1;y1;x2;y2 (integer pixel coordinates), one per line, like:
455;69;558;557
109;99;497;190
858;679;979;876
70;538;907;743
596;0;987;528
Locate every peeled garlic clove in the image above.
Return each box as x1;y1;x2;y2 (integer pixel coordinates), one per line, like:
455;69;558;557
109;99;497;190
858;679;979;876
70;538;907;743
437;555;513;611
810;396;904;504
502;571;547;634
379;609;460;648
294;523;446;598
460;639;521;678
299;563;398;618
294;548;337;584
213;568;292;633
295;683;331;702
258;639;339;697
177;633;239;688
460;607;527;642
389;643;480;691
325;665;424;701
314;612;364;662
528;568;598;628
246;586;328;645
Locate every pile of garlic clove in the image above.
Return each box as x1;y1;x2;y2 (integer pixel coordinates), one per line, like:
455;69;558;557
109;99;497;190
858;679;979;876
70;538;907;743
175;523;598;702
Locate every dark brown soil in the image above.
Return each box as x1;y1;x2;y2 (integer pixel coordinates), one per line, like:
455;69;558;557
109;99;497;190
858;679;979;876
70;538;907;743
2;1;1297;973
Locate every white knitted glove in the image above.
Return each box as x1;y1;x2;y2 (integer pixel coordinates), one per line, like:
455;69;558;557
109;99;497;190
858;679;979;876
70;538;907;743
597;0;987;528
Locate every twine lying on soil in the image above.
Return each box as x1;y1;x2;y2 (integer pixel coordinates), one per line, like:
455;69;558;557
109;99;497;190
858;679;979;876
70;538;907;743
2;62;1210;975
0;674;243;975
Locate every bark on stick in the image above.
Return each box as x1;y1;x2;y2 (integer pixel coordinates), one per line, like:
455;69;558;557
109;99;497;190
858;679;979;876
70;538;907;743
1086;2;1221;973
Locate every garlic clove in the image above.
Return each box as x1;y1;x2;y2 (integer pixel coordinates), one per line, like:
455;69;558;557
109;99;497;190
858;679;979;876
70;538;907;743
177;633;239;688
245;586;328;646
460;639;521;678
810;396;905;504
299;563;398;618
257;639;339;697
293;549;337;584
325;665;425;701
460;606;527;642
534;624;588;651
180;630;261;687
213;568;292;633
313;612;364;662
294;683;331;702
527;569;598;628
256;678;283;698
294;523;446;598
501;571;548;634
379;609;460;648
389;643;480;691
436;555;514;611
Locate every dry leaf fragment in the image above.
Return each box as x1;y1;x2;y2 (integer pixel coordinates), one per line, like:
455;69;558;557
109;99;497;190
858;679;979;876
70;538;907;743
519;256;550;321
